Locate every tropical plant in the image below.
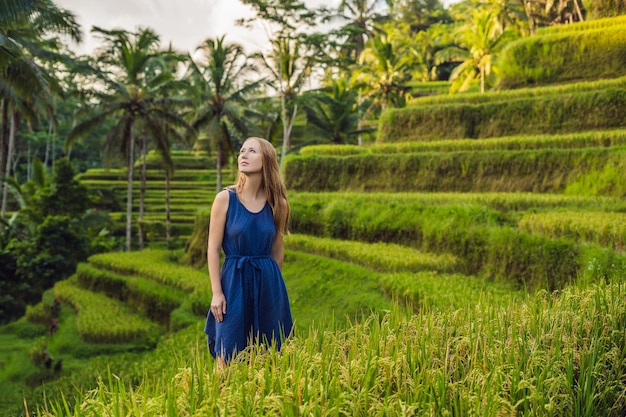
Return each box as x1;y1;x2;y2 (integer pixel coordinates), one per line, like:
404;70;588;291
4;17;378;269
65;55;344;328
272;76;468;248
485;0;528;35
254;34;318;162
0;0;81;219
134;47;190;250
388;0;451;34
354;34;411;116
238;0;320;162
186;35;260;191
149;47;191;247
0;158;95;324
302;77;371;144
66;26;189;251
437;8;516;93
333;0;392;61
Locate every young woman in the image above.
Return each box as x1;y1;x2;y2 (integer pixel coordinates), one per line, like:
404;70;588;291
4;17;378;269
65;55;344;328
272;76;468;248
204;137;293;364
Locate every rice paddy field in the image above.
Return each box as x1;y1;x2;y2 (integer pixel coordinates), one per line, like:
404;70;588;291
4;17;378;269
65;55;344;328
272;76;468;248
2;17;626;417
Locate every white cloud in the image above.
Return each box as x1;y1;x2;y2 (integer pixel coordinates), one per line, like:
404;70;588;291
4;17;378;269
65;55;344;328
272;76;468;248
56;0;337;56
56;0;253;55
55;0;459;57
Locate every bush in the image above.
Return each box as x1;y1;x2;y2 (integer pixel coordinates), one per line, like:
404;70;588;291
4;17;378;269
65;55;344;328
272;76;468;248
497;26;626;88
377;88;626;142
284;147;626;194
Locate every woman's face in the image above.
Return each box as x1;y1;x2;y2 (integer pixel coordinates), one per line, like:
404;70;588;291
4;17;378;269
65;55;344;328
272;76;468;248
238;139;263;174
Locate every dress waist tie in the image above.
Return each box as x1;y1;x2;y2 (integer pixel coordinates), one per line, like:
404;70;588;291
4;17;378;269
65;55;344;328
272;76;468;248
226;255;270;341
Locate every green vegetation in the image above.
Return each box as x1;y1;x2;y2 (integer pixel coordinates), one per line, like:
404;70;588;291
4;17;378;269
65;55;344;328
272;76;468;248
377;88;626;142
498;25;626;88
37;282;626;417
78;161;235;246
284;147;626;194
518;211;626;251
54;278;162;345
3;4;626;417
536;14;626;35
285;233;461;273
300;128;626;155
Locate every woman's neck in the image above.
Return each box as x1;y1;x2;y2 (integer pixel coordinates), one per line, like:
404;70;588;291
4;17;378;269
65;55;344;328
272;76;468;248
240;174;264;200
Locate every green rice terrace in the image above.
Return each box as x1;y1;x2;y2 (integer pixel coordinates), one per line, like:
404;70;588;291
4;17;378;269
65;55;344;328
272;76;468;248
2;16;626;417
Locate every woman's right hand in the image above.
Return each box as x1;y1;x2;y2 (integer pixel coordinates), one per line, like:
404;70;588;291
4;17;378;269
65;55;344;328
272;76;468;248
211;292;226;322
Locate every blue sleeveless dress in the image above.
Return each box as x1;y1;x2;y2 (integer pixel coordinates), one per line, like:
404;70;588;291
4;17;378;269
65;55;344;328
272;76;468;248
204;189;293;361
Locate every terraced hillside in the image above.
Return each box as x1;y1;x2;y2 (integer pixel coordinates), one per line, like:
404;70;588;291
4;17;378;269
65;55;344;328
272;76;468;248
277;17;626;292
78;151;235;246
2;15;626;417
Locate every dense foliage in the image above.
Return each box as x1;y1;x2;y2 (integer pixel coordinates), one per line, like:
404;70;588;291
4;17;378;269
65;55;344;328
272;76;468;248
0;159;114;324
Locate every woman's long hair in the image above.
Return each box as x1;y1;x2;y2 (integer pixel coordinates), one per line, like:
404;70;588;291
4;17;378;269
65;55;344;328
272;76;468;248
235;137;290;234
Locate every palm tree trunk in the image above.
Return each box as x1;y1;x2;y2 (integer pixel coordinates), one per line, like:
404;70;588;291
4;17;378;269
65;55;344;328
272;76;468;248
165;168;171;247
1;110;18;219
44;120;53;166
480;65;485;94
138;135;147;250
26;139;31;181
280;94;289;164
216;140;222;192
524;0;536;35
357;92;363;146
125;127;135;252
280;99;298;165
0;100;8;205
287;104;297;143
572;0;584;21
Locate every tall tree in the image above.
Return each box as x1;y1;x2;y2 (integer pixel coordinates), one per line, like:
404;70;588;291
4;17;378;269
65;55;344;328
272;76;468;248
238;0;319;162
135;48;189;250
354;34;411;116
302;77;372;144
67;26;188;251
437;8;515;93
186;35;260;191
254;34;317;162
333;0;392;62
388;0;450;35
0;0;81;219
146;47;190;248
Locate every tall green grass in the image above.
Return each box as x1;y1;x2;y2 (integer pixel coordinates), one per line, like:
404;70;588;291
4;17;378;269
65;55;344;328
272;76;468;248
285;233;461;273
54;278;162;344
39;281;626;416
536;14;626;35
497;25;626;88
284;147;626;194
299;128;626;156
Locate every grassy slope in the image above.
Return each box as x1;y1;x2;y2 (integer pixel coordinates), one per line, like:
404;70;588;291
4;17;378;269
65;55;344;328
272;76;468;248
3;18;626;415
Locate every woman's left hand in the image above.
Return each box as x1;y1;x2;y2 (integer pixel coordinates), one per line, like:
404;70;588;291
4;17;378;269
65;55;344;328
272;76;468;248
211;292;226;322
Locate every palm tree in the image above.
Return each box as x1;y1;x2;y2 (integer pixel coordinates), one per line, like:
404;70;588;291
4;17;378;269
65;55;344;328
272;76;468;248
437;9;515;93
302;77;371;144
334;0;391;62
0;0;36;62
135;49;191;249
254;34;315;162
187;35;261;191
0;0;81;218
67;27;189;251
388;0;451;34
486;0;527;35
355;34;411;117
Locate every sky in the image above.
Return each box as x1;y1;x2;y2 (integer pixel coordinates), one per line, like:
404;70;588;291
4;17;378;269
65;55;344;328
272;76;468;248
54;0;341;57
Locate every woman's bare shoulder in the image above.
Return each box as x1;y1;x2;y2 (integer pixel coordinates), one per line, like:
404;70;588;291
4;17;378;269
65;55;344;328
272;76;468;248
212;189;231;208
